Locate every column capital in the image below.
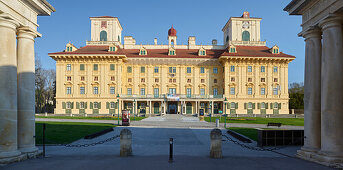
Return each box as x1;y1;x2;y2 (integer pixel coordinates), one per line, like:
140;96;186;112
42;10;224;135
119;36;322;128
302;27;322;40
17;27;41;40
0;13;20;31
319;15;342;31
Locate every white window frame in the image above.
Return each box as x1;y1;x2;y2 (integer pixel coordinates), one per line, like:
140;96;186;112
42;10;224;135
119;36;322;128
110;87;115;94
66;87;71;94
248;88;252;95
140;88;145;95
230;87;235;95
213;88;218;95
230;65;235;72
66;64;71;71
80;87;85;95
248;66;252;72
273;88;278;95
93;87;99;94
127;88;132;95
261;88;265;95
213;67;218;74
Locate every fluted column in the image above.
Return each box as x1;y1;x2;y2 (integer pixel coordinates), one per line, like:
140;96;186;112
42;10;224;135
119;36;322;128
0;15;21;159
17;27;39;153
298;28;322;156
318;16;343;160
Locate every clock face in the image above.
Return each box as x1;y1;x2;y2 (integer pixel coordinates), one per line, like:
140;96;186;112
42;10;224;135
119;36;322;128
242;21;250;29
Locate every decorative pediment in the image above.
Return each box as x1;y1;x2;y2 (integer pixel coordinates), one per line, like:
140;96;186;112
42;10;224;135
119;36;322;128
108;82;117;86
78;82;86;86
91;82;100;85
125;84;133;87
185;83;193;88
152;84;160;88
246;82;254;86
138;83;146;87
198;84;207;88
259;83;267;87
64;82;73;85
228;83;236;86
167;84;177;88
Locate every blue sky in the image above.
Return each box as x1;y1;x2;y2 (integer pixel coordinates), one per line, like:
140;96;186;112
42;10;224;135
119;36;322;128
36;0;304;84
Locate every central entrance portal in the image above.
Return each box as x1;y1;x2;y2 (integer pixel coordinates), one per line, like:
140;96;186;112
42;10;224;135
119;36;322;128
168;102;178;114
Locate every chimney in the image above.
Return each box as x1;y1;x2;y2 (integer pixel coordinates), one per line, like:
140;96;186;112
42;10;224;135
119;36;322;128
154;38;157;45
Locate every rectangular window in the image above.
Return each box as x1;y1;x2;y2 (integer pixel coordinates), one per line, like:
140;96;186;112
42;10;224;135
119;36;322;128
140;66;145;73
110;102;115;109
66;102;71;109
213;67;218;74
154;88;159;97
214;79;217;83
201;79;205;83
187;88;192;97
94;76;98;81
248;78;252;82
187;67;191;73
173;79;176;83
110;87;115;94
127;66;132;73
127;88;132;95
274;66;278;72
128;78;132;82
93;64;98;71
66;64;71;71
187;79;191;83
173;67;176;73
248;66;252;72
81;76;85;81
66;87;71;94
248;88;252;95
230;87;235;95
230;66;235;72
200;88;205;96
80;102;85;109
80;64;85;71
200;67;205;73
155;78;159;83
67;76;71;81
111;76;115;81
274;78;278;82
261;88;265;95
261;66;265;72
140;88;145;95
154;67;159;73
80;87;85;94
141;78;145;82
110;64;115;71
94;102;98;109
93;87;98;94
169;88;176;94
213;88;218;95
273;88;278;95
261;78;265;82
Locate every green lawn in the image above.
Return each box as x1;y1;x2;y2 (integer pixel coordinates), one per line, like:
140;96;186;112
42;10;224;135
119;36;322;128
205;117;304;126
36;115;146;121
228;127;258;141
35;121;115;144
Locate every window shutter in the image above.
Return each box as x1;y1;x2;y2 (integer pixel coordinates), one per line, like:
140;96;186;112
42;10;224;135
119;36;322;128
106;102;109;109
244;103;247;109
76;102;80;109
278;103;281;109
266;103;268;109
90;102;93;109
71;102;74;109
85;102;88;109
98;102;101;109
257;103;260;109
62;102;66;109
253;103;256;109
270;103;273;109
235;103;238;109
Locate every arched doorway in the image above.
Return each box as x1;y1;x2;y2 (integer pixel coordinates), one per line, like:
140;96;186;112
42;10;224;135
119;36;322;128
242;31;250;41
100;30;107;41
154;102;159;114
168;102;177;114
186;102;192;114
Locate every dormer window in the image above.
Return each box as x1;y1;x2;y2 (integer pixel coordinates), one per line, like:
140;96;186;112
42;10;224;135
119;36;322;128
169;48;176;56
198;48;206;56
67;47;72;52
66;43;77;52
271;45;280;54
108;44;116;52
139;48;147;55
229;45;237;53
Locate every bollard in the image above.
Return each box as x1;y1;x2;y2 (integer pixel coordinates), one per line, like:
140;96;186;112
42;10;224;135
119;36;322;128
210;128;222;159
216;119;220;128
169;138;173;163
120;129;132;157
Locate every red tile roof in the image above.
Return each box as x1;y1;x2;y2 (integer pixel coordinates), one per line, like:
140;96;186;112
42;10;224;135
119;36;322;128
48;45;295;59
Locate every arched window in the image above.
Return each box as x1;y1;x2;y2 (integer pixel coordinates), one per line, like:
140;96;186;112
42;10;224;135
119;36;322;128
154;102;160;114
100;31;107;41
242;31;250;41
186;102;192;114
226;36;229;43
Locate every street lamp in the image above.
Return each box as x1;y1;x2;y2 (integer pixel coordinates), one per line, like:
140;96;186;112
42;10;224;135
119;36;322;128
224;97;228;128
133;99;136;121
117;94;120;125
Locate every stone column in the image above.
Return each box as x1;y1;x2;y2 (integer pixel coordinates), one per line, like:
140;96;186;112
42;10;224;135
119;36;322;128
195;101;198;115
0;15;21;159
149;100;152;115
298;28;322;157
211;101;214;115
318;16;343;161
17;27;39;153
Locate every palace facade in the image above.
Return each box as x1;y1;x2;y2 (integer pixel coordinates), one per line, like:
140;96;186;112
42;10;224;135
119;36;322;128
49;12;295;116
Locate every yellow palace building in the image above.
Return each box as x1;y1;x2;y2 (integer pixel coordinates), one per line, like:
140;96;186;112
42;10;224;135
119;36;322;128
49;12;295;116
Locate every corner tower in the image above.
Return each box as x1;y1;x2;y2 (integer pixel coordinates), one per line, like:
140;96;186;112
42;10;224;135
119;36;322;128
89;16;123;44
222;11;263;46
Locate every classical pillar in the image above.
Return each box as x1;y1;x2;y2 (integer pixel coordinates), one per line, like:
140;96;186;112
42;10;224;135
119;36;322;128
0;15;21;159
318;16;343;160
17;27;39;153
298;28;322;156
211;101;214;115
195;101;198;115
149;100;152;114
